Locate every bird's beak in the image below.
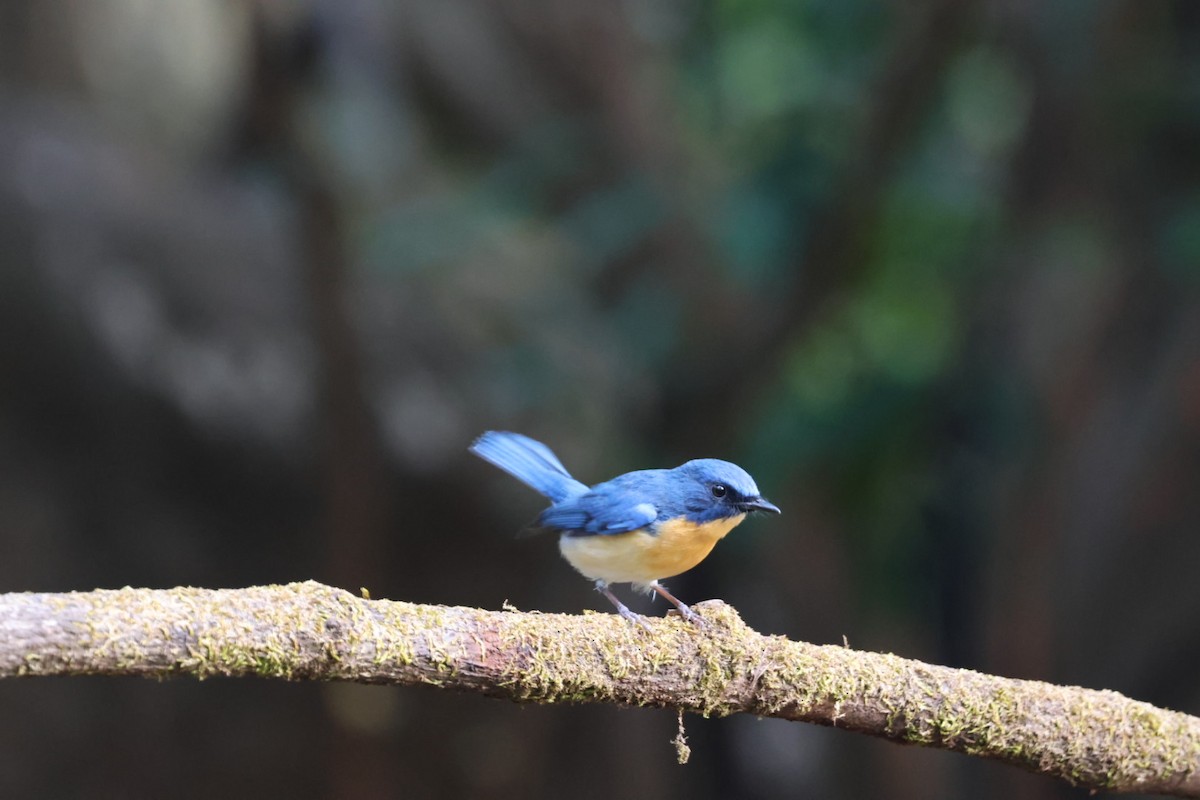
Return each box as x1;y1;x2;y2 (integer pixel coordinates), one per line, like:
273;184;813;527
740;496;781;514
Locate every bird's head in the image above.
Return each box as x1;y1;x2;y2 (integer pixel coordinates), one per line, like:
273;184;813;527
675;459;780;523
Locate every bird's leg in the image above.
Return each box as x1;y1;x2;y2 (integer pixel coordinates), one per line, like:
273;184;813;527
649;581;706;627
594;580;653;632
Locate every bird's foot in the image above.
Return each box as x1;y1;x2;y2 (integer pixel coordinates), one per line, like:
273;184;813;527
650;581;707;629
666;602;708;628
617;605;655;632
595;580;654;632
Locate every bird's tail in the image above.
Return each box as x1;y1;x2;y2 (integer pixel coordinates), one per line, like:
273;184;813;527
469;431;589;503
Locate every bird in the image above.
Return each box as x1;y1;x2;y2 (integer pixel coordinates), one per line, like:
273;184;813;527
469;431;780;628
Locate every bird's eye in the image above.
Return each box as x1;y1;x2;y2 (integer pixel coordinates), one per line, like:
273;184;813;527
711;484;727;498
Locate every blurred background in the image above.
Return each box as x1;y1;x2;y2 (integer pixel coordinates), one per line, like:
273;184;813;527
1;1;1198;798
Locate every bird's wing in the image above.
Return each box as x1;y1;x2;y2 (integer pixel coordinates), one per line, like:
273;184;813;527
538;491;659;535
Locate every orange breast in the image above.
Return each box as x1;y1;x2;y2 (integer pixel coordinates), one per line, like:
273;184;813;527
557;514;746;587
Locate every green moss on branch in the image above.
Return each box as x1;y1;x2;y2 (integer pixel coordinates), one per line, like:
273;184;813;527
0;582;1197;797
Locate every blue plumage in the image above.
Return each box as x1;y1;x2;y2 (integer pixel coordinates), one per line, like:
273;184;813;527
469;431;588;503
469;431;780;627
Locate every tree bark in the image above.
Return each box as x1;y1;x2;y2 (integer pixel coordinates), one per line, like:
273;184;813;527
1;581;1197;797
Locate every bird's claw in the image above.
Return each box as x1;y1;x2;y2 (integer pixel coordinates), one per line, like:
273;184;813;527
668;603;708;628
618;607;655;632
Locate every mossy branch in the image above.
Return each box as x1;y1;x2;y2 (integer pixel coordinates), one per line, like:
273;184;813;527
1;581;1197;796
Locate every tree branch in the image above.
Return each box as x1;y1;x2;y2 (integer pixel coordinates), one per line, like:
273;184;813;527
1;581;1196;796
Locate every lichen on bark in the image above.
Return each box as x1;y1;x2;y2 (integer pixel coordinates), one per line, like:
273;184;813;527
1;581;1197;797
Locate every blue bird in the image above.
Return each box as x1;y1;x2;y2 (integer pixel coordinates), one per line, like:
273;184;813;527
470;431;780;627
